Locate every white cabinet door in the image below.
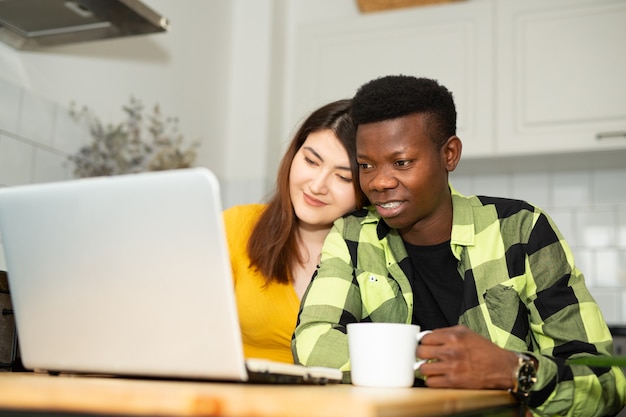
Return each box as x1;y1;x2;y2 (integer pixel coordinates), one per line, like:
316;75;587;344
287;0;495;158
496;0;626;156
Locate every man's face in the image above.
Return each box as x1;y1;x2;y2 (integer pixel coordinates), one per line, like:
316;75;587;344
356;113;454;245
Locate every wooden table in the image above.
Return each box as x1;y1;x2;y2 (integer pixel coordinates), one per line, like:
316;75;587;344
0;372;518;417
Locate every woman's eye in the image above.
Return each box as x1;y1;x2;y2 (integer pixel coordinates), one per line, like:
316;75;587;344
337;174;352;183
304;156;318;166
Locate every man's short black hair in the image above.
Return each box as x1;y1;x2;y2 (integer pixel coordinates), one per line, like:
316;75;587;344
352;75;457;149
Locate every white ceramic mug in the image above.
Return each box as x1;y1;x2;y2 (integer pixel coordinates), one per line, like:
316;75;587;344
347;322;431;388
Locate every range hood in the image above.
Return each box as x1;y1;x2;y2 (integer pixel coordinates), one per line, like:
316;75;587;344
0;0;169;50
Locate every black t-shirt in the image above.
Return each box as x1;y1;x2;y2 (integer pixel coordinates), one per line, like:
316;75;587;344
404;240;464;330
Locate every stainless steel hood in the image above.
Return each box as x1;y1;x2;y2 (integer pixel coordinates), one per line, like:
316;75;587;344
0;0;169;50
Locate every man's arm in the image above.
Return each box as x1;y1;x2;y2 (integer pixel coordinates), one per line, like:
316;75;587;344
292;219;360;374
419;210;626;417
292;214;413;377
524;212;626;416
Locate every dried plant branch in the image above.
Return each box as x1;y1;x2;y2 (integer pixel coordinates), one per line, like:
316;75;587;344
67;97;200;178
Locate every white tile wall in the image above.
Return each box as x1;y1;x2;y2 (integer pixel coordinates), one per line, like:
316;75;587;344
53;108;90;155
0;79;21;134
548;208;576;245
552;171;591;208
0;78;86;270
573;249;594;286
32;147;71;183
0;77;83;187
620;208;626;247
592;289;621;325
452;168;626;325
0;134;35;186
18;89;57;147
595;249;621;287
472;175;513;199
594;170;626;206
511;172;551;208
577;208;616;248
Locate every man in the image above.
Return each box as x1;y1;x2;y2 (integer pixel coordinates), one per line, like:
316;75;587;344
292;75;626;417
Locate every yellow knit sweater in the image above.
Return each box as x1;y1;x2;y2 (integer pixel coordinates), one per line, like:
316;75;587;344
223;204;300;364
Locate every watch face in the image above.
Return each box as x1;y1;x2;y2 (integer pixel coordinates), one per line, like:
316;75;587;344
518;362;537;392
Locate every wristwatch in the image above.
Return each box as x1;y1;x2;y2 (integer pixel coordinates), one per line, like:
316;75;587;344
510;352;537;401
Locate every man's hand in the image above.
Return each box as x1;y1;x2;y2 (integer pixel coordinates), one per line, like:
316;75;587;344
416;325;520;390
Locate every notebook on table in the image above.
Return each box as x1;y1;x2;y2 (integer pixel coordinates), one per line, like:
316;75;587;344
0;168;341;385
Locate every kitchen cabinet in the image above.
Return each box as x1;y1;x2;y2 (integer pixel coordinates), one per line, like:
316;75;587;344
286;0;626;159
288;0;495;158
495;0;626;155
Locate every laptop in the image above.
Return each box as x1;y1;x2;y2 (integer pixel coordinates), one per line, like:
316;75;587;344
0;168;341;384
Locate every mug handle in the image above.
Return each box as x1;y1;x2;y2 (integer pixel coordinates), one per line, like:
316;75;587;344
413;330;432;371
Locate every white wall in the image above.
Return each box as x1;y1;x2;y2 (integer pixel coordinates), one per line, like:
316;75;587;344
0;0;372;207
224;0;274;205
0;0;243;202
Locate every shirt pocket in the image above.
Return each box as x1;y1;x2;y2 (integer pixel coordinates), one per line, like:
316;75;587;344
484;283;530;348
355;271;407;322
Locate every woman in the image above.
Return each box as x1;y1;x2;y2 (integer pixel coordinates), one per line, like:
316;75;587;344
223;99;367;364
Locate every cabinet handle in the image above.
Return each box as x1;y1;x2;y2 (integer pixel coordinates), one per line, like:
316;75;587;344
596;131;626;140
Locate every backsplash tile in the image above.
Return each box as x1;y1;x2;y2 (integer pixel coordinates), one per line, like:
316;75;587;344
18;89;57;147
548;208;576;246
32;148;71;184
618;208;626;247
53;107;89;154
0;79;80;187
449;175;472;196
593;170;626;206
619;249;626;283
0;135;34;186
473;175;512;198
591;288;620;325
552;171;592;208
573;249;594;287
0;78;21;134
595;249;621;287
576;208;616;248
511;172;551;208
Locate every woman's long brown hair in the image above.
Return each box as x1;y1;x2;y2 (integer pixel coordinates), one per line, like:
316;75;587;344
247;99;367;285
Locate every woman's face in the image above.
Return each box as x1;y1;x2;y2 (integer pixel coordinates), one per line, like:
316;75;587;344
289;129;357;232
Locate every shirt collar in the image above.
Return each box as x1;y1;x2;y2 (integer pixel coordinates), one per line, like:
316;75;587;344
450;184;476;247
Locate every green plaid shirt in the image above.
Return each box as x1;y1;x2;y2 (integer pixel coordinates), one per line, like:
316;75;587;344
292;187;626;417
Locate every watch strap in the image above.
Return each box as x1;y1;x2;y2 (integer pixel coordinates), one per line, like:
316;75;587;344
509;352;537;402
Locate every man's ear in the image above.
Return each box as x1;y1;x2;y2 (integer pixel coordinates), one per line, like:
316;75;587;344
442;135;462;173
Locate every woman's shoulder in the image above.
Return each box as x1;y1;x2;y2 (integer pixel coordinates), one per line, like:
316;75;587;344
224;203;266;218
223;203;266;232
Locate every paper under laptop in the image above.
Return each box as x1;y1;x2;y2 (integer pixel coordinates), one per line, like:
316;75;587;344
0;168;341;384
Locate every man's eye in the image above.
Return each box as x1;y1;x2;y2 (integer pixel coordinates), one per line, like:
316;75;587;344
358;163;371;170
395;160;410;167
